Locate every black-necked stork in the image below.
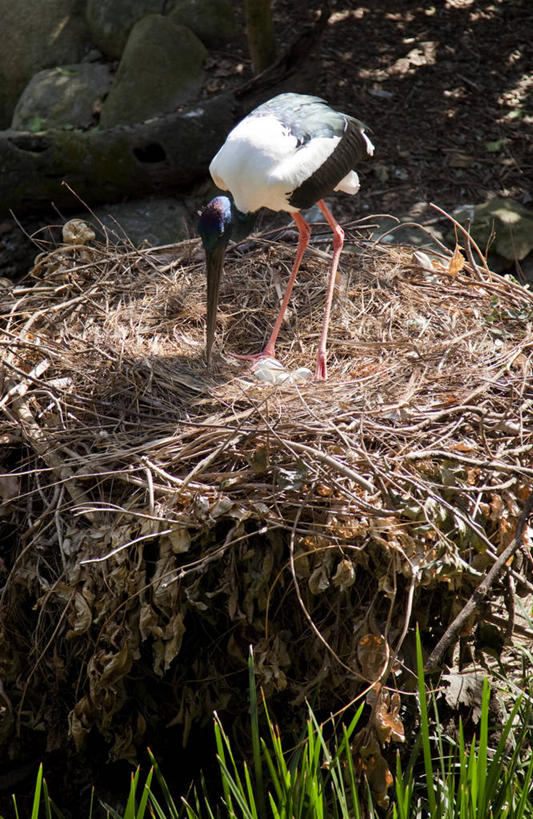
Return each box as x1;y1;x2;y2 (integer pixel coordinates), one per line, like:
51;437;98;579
197;92;374;381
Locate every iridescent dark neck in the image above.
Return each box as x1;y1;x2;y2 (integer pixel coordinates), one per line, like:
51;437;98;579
232;207;257;242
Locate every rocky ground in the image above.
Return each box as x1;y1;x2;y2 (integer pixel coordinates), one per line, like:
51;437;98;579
1;0;532;278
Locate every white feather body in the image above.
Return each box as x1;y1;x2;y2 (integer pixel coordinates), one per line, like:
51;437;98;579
209;113;363;214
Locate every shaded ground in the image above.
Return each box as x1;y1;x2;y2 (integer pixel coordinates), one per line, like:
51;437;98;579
320;0;533;217
208;0;533;219
1;0;532;279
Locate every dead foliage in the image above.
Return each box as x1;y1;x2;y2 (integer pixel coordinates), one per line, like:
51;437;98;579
0;216;532;798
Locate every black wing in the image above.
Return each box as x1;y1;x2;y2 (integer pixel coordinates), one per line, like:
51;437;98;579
288;117;372;210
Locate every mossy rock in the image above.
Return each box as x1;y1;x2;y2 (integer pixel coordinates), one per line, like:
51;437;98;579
457;197;533;262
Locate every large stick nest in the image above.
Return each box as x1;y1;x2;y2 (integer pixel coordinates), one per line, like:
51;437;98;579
1;215;532;776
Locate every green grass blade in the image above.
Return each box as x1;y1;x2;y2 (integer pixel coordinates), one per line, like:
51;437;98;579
430;692;449;798
214;716;233;813
268;790;281;819
515;751;533;818
181;797;200;819
136;766;154;818
31;764;44;819
248;648;265;818
216;755;254;818
150;790;175;819
306;713;337;816
394;751;414;819
416;629;437;817
485;694;525;810
99;801;123;819
476;677;489;814
342;725;362;819
190;774;217;819
147;748;181;819
306;717;321;775
261;740;283;803
243;761;258;818
309;709;363;819
42;778;53;819
458;717;470;819
468;731;478;814
124;768;141;819
215;714;249;816
263;701;290;790
329;703;365;767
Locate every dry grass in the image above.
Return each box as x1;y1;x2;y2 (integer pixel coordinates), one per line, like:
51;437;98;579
0;215;532;762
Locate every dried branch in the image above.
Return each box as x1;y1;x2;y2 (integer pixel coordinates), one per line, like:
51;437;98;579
424;489;533;673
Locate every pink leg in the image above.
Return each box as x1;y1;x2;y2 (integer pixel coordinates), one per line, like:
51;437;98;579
233;212;311;361
314;200;344;381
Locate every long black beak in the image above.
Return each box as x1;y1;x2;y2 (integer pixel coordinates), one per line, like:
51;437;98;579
205;244;226;364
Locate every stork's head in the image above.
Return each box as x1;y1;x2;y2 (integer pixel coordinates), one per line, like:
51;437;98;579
198;195;256;364
198;196;233;364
